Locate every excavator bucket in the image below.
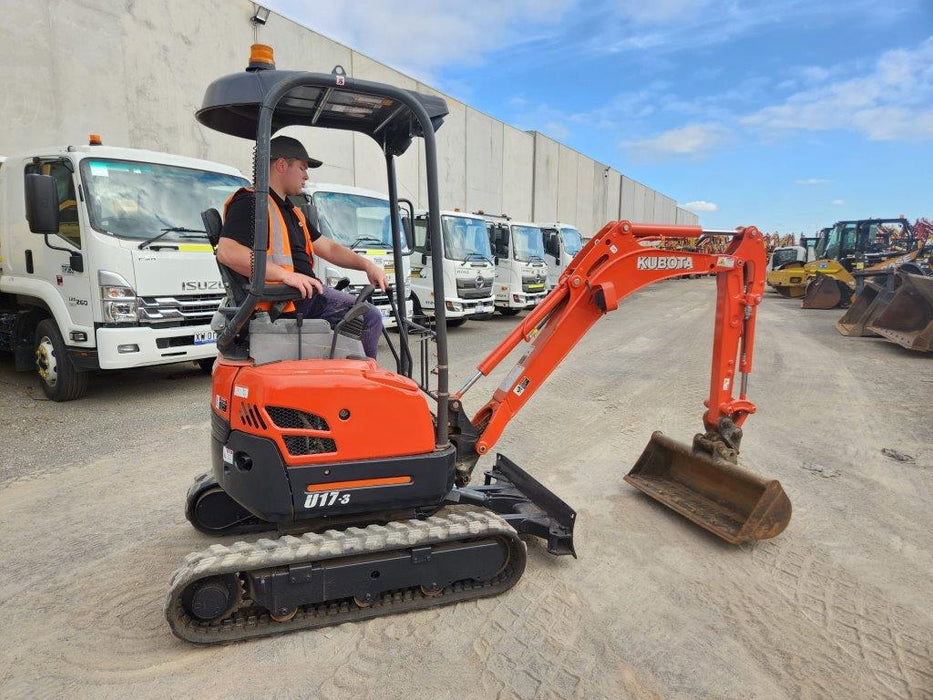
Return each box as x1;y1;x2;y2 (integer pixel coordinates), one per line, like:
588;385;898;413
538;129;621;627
624;432;791;545
802;274;852;309
868;273;933;352
835;278;895;337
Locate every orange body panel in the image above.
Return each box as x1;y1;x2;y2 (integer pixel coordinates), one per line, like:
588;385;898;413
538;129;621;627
213;358;435;466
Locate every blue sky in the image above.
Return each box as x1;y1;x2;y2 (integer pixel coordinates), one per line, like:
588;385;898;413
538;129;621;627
267;0;932;233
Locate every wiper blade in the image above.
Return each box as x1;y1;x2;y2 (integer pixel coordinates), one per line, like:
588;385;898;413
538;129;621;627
138;227;207;250
350;237;388;249
462;252;490;263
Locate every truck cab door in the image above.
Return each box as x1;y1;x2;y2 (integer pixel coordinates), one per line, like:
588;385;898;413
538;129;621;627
411;218;433;310
24;160;94;331
543;229;560;288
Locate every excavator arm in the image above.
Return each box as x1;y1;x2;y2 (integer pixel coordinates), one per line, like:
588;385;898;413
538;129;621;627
458;221;766;455
450;221;790;545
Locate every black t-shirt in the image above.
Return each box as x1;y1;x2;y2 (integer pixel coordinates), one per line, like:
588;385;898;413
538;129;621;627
220;190;321;277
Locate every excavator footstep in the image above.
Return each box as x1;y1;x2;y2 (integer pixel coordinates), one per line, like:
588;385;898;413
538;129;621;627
624;431;791;545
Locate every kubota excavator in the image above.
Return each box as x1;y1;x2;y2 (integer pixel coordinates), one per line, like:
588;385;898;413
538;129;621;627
166;46;792;644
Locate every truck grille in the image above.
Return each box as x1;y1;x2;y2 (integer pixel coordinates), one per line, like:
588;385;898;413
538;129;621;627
456;278;493;299
521;277;547;294
137;293;225;326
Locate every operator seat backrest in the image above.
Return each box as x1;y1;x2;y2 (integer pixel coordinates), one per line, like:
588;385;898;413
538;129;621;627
201;207;249;306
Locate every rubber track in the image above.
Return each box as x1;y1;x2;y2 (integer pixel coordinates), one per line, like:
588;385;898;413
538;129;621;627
166;508;526;644
185;472;272;537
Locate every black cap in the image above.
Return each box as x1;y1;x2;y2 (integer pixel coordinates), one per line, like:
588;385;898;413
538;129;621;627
270;136;322;168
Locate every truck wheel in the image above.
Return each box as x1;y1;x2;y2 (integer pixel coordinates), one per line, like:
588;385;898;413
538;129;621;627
498;308;520;317
197;357;216;374
34;319;89;401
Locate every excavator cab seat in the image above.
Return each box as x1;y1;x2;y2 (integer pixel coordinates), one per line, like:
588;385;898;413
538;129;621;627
201;207;366;363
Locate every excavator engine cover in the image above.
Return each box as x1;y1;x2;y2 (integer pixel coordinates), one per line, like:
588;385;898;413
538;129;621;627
802;274;852;309
625;431;791;544
868;273;933;352
835;278;896;337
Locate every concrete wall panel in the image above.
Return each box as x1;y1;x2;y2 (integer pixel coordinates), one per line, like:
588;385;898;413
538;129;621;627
465;108;504;214
556;145;579;225
532;133;560;222
605;169;622;224
502;128;534;221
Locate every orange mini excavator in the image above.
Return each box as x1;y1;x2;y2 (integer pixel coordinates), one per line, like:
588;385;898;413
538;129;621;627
166;46;791;643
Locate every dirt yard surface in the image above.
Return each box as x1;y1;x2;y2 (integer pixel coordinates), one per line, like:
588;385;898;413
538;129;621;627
1;278;930;699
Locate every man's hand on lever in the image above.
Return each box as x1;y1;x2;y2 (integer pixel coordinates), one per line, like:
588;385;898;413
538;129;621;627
282;271;323;298
365;261;389;291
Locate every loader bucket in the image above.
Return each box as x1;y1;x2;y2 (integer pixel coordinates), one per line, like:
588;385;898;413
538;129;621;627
867;273;933;352
835;279;896;337
624;431;791;545
802;274;851;309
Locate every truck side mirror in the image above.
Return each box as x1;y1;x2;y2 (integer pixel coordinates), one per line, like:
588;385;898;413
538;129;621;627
69;252;84;273
25;174;60;235
494;255;499;266
421;252;427;265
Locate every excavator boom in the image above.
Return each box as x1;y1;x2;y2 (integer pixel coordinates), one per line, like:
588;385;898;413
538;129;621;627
455;221;791;544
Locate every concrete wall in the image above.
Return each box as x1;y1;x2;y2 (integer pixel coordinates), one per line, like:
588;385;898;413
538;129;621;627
0;0;698;230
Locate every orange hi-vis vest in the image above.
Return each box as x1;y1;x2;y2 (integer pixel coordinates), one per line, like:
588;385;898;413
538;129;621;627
223;187;314;313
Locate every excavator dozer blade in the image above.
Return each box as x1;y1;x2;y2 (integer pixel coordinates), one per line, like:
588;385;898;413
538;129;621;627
835;279;894;337
624;431;791;545
802;274;851;309
867;273;933;352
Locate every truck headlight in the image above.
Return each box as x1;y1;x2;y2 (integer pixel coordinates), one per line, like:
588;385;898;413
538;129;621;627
99;271;138;323
446;301;463;312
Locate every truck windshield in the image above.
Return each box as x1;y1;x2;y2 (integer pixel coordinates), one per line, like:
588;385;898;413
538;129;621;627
80;159;248;240
313;191;409;252
560;227;583;255
442;216;492;261
511;225;545;262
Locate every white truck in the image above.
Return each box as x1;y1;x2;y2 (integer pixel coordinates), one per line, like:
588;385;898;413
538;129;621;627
291;183;413;327
0;139;248;400
409;210;495;326
540;222;584;289
482;215;549;316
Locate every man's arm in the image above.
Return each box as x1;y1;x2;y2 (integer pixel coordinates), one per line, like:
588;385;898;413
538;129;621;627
216;237;323;298
314;237;388;290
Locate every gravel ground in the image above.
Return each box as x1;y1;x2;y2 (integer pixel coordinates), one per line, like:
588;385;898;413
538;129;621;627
0;278;930;699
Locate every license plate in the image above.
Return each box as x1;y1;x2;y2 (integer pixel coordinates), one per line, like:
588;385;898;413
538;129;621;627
194;330;217;345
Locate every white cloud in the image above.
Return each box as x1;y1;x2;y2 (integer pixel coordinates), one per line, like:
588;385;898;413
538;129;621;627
832;199;845;205
611;0;711;24
265;0;574;80
742;37;933;141
621;123;730;160
682;200;718;212
796;178;832;185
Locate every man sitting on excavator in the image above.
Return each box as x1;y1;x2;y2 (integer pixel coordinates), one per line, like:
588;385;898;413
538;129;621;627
216;136;387;358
